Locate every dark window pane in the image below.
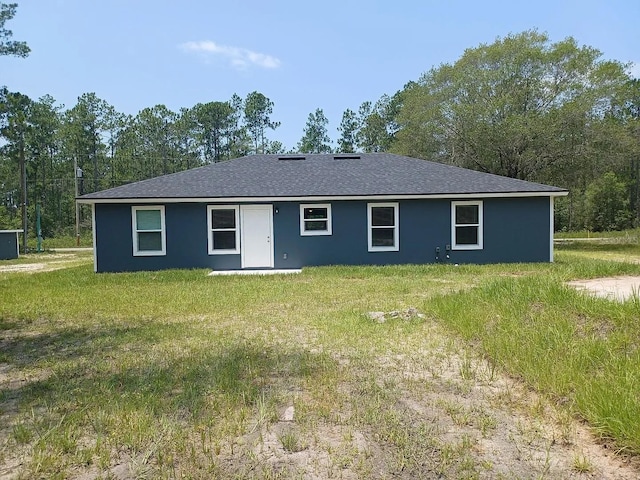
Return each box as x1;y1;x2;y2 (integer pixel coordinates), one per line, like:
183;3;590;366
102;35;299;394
371;207;395;226
213;231;236;250
304;207;327;220
138;231;162;251
136;209;161;230
456;205;478;225
212;209;236;229
456;226;478;245
372;227;395;247
305;220;328;231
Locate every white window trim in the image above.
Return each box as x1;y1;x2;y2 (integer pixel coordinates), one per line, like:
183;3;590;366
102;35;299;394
367;202;399;252
207;205;240;255
451;200;483;250
132;205;166;256
300;203;332;236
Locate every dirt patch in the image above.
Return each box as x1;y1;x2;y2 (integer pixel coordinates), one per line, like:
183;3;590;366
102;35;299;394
0;263;47;273
0;253;90;274
1;311;638;478
364;320;640;479
567;276;640;302
198;317;639;479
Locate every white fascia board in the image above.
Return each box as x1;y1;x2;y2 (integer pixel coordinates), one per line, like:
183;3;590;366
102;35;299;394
77;190;569;205
549;196;555;263
91;203;97;272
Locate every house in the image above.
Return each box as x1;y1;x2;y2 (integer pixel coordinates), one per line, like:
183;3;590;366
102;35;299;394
77;153;568;273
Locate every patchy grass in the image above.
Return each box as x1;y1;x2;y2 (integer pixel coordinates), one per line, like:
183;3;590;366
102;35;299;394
0;250;93;274
0;251;639;478
556;240;640;264
558;243;640;253
427;254;640;454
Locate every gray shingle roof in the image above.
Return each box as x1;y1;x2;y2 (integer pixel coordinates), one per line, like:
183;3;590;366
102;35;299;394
77;153;567;200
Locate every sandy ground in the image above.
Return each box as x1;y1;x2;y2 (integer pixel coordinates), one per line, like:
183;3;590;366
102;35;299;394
0;253;88;274
203;316;640;479
567;276;640;302
3;312;639;478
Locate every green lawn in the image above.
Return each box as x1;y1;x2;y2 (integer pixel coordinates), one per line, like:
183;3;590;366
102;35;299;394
1;251;639;478
555;227;640;241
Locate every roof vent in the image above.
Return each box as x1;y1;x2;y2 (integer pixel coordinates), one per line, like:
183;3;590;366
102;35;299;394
278;155;306;160
333;154;361;160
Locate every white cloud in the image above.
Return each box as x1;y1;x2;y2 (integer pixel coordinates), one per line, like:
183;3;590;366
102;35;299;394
181;41;281;69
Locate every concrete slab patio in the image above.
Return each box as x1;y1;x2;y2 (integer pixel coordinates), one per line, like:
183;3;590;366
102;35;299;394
567;276;640;302
208;269;302;276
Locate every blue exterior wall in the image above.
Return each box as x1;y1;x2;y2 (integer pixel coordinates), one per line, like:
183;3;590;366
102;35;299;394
0;231;20;260
95;203;241;272
272;197;550;268
94;197;551;272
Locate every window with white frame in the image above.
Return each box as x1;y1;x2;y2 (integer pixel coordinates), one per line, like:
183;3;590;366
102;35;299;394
208;205;239;254
367;203;399;252
132;206;166;256
300;204;332;236
451;201;483;250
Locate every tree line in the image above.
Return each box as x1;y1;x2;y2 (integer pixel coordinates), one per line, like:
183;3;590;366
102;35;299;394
1;3;639;237
0;81;399;237
0;89;286;236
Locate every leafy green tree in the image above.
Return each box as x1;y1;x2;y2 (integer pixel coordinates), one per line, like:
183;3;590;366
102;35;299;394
585;172;633;231
337;108;358;153
243;91;280;154
608;79;640;222
61;93;112;193
265;140;285;154
297;108;332;153
0;143;20;229
394;30;631;185
0;3;29;57
102;108;127;188
173;107;200;169
26;95;62;234
112;115;142;185
356;94;402;153
356;102;384;152
133;105;179;176
193;101;234;162
227;93;250;159
0;89;31;246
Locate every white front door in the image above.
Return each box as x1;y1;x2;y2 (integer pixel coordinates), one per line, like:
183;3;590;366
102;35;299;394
240;205;274;268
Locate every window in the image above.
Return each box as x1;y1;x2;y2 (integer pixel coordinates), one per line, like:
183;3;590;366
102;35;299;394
208;205;239;254
452;201;483;250
132;206;166;256
368;203;399;252
300;204;332;236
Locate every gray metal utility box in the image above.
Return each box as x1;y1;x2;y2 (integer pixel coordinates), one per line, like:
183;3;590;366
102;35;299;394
0;230;23;260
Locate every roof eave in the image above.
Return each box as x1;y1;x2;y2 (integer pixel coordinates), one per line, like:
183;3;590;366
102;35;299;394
77;190;569;205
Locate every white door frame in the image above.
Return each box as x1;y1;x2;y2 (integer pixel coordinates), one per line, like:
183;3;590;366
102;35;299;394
240;204;274;268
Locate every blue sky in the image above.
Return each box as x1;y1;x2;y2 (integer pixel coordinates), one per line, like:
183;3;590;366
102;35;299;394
4;0;639;151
